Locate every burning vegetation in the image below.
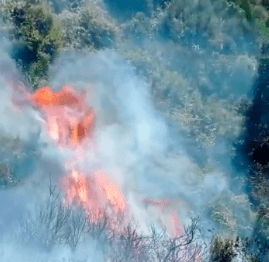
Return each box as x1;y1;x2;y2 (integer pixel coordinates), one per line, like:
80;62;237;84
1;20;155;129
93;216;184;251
30;85;95;146
1;0;269;262
30;85;126;225
18;83;203;261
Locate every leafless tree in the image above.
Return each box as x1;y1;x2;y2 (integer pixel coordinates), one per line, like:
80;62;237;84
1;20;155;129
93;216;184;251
106;217;206;262
21;181;208;261
63;207;87;250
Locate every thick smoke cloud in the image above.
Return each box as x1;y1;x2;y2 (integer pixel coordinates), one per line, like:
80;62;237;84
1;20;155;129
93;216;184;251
48;49;256;239
0;36;105;261
0;38;258;262
0;0;263;261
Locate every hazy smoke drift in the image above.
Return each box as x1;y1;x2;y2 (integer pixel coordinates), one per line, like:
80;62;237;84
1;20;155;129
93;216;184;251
48;50;255;238
0;1;260;261
0;25;258;262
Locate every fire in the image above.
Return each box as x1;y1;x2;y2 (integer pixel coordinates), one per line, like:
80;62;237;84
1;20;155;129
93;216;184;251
30;84;184;236
143;198;183;237
94;170;126;212
63;169;126;221
70;170;89;204
171;210;182;237
63;170;103;221
32;86;80;107
30;85;95;147
48;116;59;141
30;85;126;223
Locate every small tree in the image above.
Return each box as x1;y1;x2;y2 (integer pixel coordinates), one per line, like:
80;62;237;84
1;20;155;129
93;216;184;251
210;236;237;262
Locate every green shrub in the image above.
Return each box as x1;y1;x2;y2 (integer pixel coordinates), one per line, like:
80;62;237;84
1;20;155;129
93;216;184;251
0;0;64;89
210;236;237;262
58;0;119;51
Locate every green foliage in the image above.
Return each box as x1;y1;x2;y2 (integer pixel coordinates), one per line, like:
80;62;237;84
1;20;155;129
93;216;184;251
248;2;269;43
121;46;250;147
0;0;64;89
122;0;244;44
225;0;253;20
254;17;269;41
241;0;253;19
0;0;120;89
58;0;119;51
223;0;269;43
210;236;238;262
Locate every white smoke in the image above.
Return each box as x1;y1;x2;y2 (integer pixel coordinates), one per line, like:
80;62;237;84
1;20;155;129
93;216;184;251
0;35;107;261
47;49;256;239
0;37;256;262
0;0;261;261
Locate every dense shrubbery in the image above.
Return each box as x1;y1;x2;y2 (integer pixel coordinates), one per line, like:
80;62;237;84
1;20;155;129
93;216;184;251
119;0;256;147
0;0;118;89
223;0;269;45
0;0;63;88
58;0;119;51
210;236;238;262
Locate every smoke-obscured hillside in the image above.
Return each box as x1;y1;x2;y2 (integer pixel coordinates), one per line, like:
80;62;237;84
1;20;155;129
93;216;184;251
0;0;269;261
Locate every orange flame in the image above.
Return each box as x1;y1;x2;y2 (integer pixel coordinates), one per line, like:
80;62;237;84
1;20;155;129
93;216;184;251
63;169;126;222
63;170;103;221
30;86;95;147
31;85;126;223
171;210;182;237
32;86;80;107
143;198;183;237
94;170;126;212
